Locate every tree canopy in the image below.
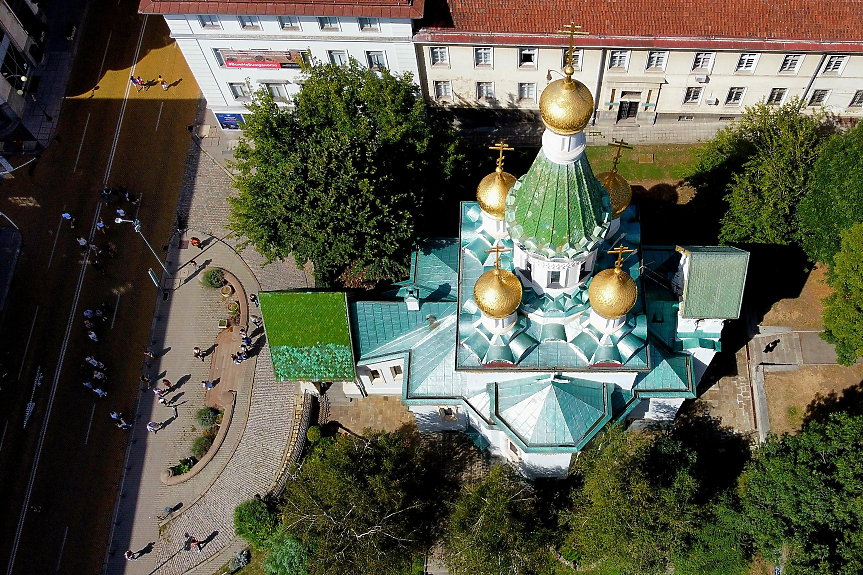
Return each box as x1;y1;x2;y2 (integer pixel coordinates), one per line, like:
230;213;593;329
234;498;278;550
228;61;463;286
821;222;863;365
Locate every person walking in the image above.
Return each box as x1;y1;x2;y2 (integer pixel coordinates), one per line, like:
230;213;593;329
146;421;160;433
162;378;172;390
96;217;107;234
189;236;202;249
250;293;260;307
89;242;101;254
193;346;204;361
140;374;152;388
93;387;107;397
85;356;105;369
129;76;139;90
124;550;138;561
87;331;99;342
158;74;168;90
143;348;155;359
83;309;94;318
76;236;88;251
61;211;76;228
250;314;262;326
116;208;126;218
185;533;201;553
202;380;213;390
189;260;199;272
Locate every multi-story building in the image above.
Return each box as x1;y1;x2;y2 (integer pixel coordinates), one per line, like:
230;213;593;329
0;0;46;139
414;0;863;125
139;0;424;129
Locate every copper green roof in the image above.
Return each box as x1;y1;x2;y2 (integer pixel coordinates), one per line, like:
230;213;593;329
505;150;612;259
389;238;459;302
678;246;749;320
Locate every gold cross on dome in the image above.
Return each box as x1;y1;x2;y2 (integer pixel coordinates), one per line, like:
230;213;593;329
489;142;514;173
607;245;636;270
607;139;633;172
484;245;512;269
556;22;589;73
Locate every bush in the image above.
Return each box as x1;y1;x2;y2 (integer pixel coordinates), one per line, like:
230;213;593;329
192;435;214;459
171;456;197;476
227;301;240;315
306;425;321;443
234;498;277;549
263;529;308;575
228;549;251;572
202;268;225;288
197;407;220;427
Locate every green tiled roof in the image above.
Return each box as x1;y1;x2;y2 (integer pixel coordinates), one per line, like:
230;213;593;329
392;238;459;301
634;338;695;397
350;301;457;360
259;291;355;382
505;150;612;259
679;246;749;319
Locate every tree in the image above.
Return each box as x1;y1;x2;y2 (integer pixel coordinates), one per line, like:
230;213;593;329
234;498;278;549
228;61;463;287
821;222;863;365
262;529;309;575
737;413;863;574
278;430;432;575
797;123;863;264
444;464;550;575
687;100;830;246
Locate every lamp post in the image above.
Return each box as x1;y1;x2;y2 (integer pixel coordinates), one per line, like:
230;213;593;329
2;73;27;96
115;217;170;277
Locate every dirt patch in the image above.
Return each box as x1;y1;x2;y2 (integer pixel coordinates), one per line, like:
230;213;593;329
761;264;831;331
764;363;863;434
632;180;697;205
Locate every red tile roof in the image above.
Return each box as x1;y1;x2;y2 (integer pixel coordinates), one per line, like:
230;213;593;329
138;0;424;19
416;0;863;51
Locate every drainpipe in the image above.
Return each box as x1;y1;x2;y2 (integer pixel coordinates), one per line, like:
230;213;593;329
799;53;827;112
592;48;607;126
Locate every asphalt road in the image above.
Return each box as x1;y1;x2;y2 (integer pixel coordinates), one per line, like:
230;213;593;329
0;1;200;573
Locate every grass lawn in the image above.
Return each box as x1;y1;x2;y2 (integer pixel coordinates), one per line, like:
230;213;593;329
584;143;702;183
259;291;351;348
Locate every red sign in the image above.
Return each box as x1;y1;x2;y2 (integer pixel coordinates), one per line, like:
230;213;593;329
221;50;306;69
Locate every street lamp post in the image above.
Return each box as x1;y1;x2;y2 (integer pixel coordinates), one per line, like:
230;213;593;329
115;217;170;277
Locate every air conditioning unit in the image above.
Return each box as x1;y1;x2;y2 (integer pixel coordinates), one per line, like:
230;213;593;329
695;75;709;83
705;97;719;105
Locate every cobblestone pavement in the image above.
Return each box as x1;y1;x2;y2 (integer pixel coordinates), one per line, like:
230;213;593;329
698;344;756;435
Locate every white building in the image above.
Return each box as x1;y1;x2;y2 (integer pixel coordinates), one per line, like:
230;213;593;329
139;0;424;129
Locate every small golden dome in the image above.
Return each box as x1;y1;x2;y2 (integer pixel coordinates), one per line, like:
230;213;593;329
474;267;522;319
589;267;638;320
597;171;632;219
539;74;594;136
477;167;517;220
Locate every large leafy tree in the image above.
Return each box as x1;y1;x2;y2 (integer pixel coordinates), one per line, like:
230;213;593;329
738;413;863;574
444;464;550;575
796;123;863;264
278;430;432;575
228;61;463;286
821;222;863;365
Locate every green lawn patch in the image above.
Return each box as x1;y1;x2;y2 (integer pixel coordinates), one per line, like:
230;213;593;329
585;143;701;183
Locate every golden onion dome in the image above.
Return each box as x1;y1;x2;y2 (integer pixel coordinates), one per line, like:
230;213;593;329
596;170;633;219
588;266;638;320
539;67;594;136
473;267;522;319
477;167;517;220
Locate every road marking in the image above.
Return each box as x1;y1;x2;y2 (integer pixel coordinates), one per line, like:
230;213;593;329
55;526;69;571
84;404;95;445
155;101;163;132
47;211;63;269
111;293;120;330
73;113;90;173
0;211;19;229
5;204;100;575
0;421;7;452
17;305;39;380
95;31;111;92
104;17;147;185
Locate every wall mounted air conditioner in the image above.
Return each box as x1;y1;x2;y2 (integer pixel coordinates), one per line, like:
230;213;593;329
705;97;719;105
695;75;709;83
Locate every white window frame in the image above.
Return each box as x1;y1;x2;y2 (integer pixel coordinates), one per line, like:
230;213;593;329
808;89;830;107
429;46;449;67
265;83;289;103
474;47;493;68
358;17;379;31
278;16;300;30
767;88;787;105
683;86;703;104
645;50;668;71
778;54;803;74
850;90;863;108
228;82;250;100
366;50;386;71
735;53;760;72
198;15;221;29
518;47;538;69
518;82;536;102
561;48;583;70
433;80;452;101
678;115;695;121
318;16;340;31
476;81;495;101
725;87;746;106
608;50;630;70
691;52;714;72
390;364;403;379
822;55;849;74
237;15;260;29
328;50;349;66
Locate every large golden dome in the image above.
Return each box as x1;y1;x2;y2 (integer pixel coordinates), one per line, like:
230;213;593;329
474;267;522;319
477;167;517;220
588;267;638;320
597;171;632;219
539;69;594;136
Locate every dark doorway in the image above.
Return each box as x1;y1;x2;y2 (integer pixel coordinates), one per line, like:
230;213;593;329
617;100;639;121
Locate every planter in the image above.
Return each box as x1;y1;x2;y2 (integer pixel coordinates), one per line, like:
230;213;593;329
220;285;234;299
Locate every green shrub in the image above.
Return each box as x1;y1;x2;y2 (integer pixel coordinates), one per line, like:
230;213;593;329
192;435;214;459
202;268;225;288
306;425;322;443
227;301;240;315
229;549;251;572
234;498;277;549
197;407;220;427
263;529;308;575
171;456;197;476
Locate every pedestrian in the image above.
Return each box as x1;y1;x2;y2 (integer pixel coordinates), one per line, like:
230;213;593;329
141;374;152;388
94;388;107;397
124;550;138;561
83;381;93;390
250;315;262;326
242;336;252;347
193;346;204;361
117;421;131;429
116;208;126;219
158;74;168;90
84;319;94;330
89;242;101;254
85;356;105;369
153;388;165;400
189;236;201;249
76;236;88;251
250;293;260;307
61;211;76;228
129;75;139;89
94;308;106;321
93;370;106;380
162;378;171;389
84;309;94;318
185;533;201;553
239;327;247;338
87;331;99;342
110;411;122;421
135;75;145;92
96;217;107;234
146;421;160;433
189;259;199;272
231;353;240;364
143;349;155;359
202;380;213;390
91;259;106;274
99;187;112;203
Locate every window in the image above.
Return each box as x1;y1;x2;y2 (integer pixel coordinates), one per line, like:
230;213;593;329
318;16;339;30
767;88;787;105
369;369;381;381
725;87;745;105
678;115;695;121
213;48;225;67
228;83;249;99
518;47;537;69
823;55;848;73
439;407;458;421
562;48;582;69
550;270;561;286
266;83;288;102
237;16;260;29
278;16;300;30
646;50;667;70
430;46;449;66
735;53;759;71
474;47;493;67
850;90;863;107
198;15;220;28
433;80;452;100
684;86;703;104
692;52;713;70
476;81;494;100
391;364;403;379
608;50;629;69
808;89;829;106
366;51;386;71
509;441;520;456
779;54;802;73
328;50;349;66
358;17;379;31
518;82;536;102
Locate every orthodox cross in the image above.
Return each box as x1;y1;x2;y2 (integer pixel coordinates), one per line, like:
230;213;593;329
484;245;511;268
607;245;636;270
607;139;633;172
556;22;589;71
489;142;514;173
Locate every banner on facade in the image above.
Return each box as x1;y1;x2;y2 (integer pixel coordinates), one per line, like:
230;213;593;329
221;50;306;69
